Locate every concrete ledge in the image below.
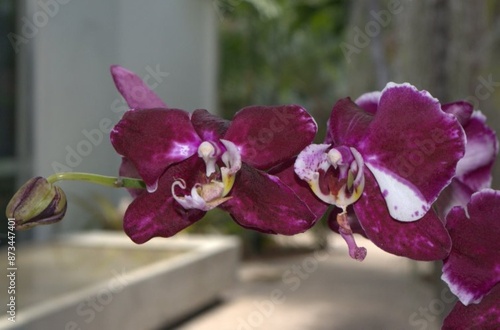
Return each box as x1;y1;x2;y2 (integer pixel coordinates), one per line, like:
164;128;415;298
0;232;240;330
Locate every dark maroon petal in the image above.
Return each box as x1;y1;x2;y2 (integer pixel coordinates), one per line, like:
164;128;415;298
224;105;317;170
357;83;465;216
327;207;367;237
442;101;474;126
110;65;167;109
455;111;499;191
219;163;317;235
353;168;451;261
442;189;500;305
191;109;230;142
443;284;500;330
328;97;373;146
123;156;206;244
269;159;328;219
355;91;381;114
118;158;146;198
111;108;202;191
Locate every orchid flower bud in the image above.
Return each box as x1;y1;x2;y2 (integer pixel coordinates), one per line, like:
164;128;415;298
6;177;67;230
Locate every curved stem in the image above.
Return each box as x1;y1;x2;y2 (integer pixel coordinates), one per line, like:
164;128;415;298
46;172;146;189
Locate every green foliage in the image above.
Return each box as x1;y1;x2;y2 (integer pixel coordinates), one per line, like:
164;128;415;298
218;0;349;141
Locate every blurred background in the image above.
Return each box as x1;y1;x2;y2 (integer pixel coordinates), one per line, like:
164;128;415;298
0;0;499;329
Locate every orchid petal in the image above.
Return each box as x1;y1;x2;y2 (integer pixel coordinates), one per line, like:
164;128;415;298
355;91;381;114
364;162;428;221
270;159;328;219
111;108;202;191
442;284;500;330
455;111;499;191
110;65;167;109
327;97;373;146
358;83;465;220
353;168;451;260
441;101;473;126
442;189;500;305
122;156;206;244
191;109;230;142
224;105;317;170
220;164;317;235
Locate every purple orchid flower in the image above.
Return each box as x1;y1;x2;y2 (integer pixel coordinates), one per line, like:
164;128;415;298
435;101;499;220
294;83;466;261
109;65;318;243
441;189;500;329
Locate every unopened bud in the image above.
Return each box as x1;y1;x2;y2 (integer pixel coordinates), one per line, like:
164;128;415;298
6;177;67;230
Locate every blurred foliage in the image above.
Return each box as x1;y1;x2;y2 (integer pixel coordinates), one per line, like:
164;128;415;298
217;0;350;140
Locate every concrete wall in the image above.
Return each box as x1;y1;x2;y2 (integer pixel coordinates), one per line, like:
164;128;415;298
17;0;217;239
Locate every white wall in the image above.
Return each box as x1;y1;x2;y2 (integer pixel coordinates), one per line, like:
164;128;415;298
17;0;217;239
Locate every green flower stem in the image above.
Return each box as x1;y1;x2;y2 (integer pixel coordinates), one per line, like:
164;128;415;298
46;172;146;189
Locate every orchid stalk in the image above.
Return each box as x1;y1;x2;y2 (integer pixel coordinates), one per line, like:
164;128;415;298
46;172;146;189
6;172;146;230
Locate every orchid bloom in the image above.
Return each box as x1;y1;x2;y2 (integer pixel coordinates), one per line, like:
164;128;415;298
435;101;499;219
294;83;466;261
110;65;318;243
441;189;500;329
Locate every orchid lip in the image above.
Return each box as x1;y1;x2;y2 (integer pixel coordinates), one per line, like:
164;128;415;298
173;139;242;211
295;144;365;209
171;179;232;211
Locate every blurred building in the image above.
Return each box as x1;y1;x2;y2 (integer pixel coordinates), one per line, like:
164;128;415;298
2;0;218;241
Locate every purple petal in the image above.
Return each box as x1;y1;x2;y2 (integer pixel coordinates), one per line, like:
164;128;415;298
269;159;328;219
191;109;230;143
224;105;317;170
357;83;465;220
327;97;373;146
353;168;451;261
111;108;202;191
355;91;381;114
220;164;317;235
442;284;500;330
455;111;499;191
441;189;500;305
110;65;167;109
441;101;473;126
123;156;206;243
